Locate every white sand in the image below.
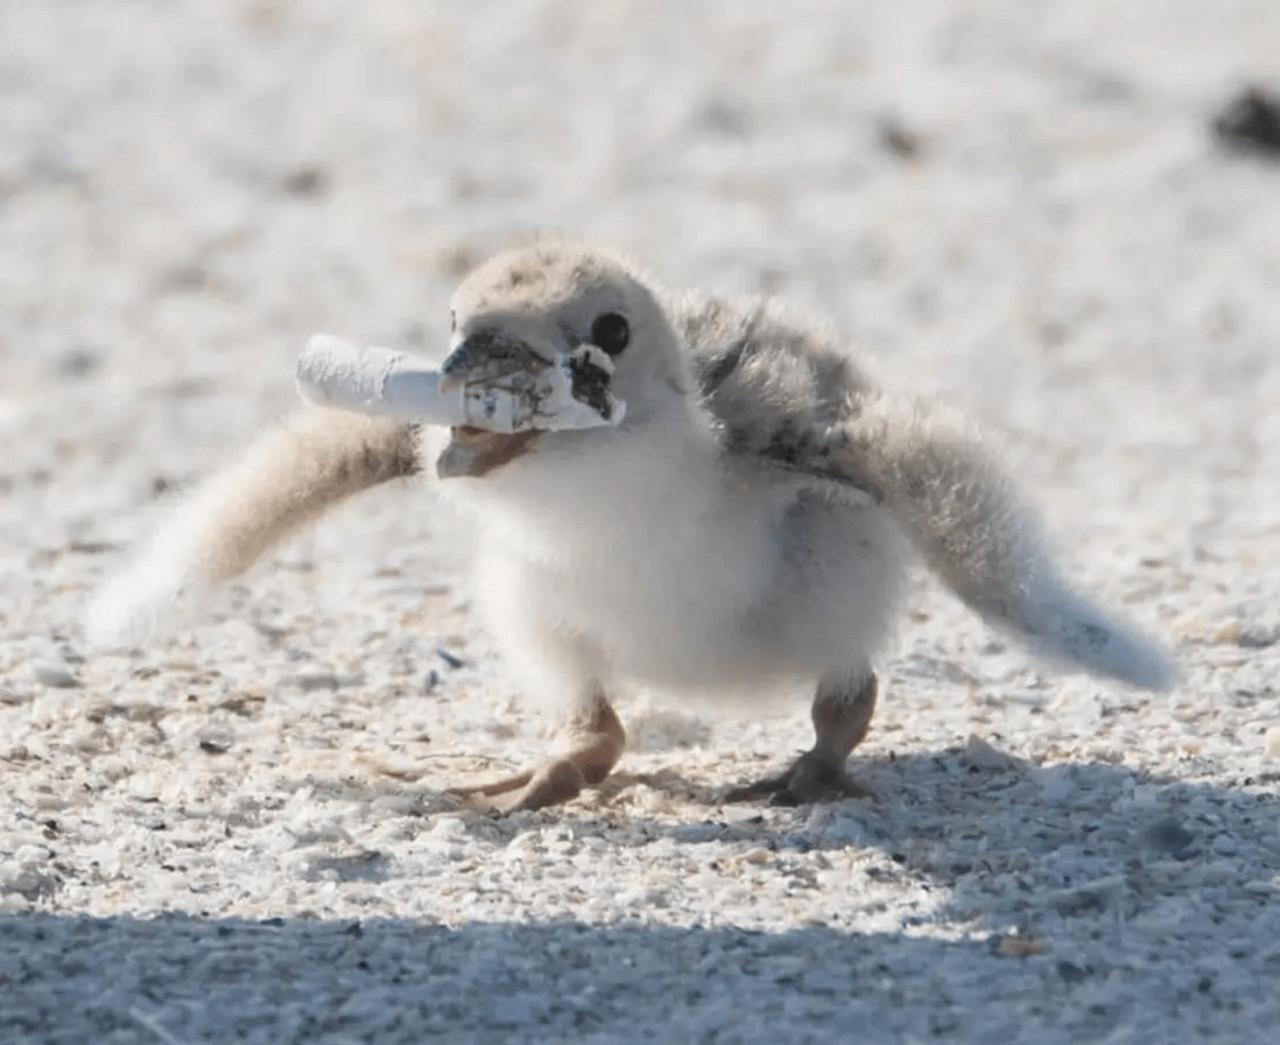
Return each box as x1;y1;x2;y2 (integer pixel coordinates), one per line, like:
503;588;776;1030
2;2;1278;1042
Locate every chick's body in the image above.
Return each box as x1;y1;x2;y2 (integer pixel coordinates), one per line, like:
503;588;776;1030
450;395;904;703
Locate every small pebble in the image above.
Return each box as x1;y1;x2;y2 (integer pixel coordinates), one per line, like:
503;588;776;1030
964;734;1018;772
14;844;51;864
1041;772;1078;804
997;934;1046;957
878;116;922;160
1237;626;1277;649
1047;876;1125;917
436;647;467;670
31;661;80;689
1212;622;1243;644
430;816;468;839
1264;727;1280;758
1139;817;1195;855
281;165;328;196
1057;960;1089;983
57;348;100;378
198;736;232;755
292;672;361;691
1213;86;1280;157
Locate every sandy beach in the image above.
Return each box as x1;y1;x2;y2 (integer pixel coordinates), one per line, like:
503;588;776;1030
1;2;1278;1041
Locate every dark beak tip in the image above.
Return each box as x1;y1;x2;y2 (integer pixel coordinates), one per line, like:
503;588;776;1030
438;330;557;397
440;343;474;375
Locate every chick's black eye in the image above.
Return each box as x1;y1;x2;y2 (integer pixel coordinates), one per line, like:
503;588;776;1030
590;312;630;356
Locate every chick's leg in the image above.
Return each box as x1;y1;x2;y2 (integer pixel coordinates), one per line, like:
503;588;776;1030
455;552;627;811
454;694;626;812
727;669;877;805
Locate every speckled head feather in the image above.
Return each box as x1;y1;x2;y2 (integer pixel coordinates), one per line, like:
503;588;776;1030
449;244;695;420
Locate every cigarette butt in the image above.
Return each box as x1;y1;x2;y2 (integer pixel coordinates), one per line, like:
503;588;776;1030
296;333;625;433
297;335;517;431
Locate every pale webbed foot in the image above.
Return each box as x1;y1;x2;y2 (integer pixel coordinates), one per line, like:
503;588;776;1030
724;750;874;806
453;759;590;813
726;669;879;807
451;696;626;814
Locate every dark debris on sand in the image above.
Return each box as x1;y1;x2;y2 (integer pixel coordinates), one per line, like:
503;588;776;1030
1212;86;1280;158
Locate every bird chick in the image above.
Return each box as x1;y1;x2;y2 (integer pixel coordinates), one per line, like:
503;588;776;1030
87;243;1176;812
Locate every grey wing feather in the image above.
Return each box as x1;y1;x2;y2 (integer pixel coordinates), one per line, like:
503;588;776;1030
670;290;884;499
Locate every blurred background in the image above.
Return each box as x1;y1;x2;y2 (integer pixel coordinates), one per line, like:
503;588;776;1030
1;0;1277;654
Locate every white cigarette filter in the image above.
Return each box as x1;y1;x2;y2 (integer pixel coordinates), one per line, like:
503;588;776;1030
296;334;626;433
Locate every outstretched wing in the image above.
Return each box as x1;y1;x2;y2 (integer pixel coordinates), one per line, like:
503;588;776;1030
672;291;1176;692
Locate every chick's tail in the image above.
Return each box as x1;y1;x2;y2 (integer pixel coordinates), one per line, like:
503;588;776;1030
85;410;417;647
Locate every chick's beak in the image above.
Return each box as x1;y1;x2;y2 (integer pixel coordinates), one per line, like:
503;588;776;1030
435;327;552;479
438;329;554;393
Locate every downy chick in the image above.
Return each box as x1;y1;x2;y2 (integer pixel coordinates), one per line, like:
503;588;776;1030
87;243;1176;810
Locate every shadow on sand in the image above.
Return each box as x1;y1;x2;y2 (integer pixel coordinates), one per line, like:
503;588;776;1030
3;746;1277;1043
